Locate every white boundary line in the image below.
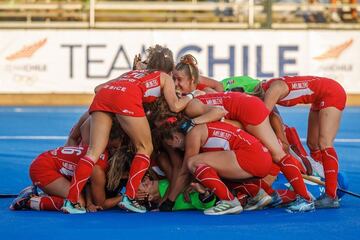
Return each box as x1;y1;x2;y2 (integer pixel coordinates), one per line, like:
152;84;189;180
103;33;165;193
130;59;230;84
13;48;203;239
299;138;360;143
0;136;67;140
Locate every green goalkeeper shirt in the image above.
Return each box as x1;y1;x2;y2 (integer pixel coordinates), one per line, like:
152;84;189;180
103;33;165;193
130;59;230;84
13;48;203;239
158;180;216;211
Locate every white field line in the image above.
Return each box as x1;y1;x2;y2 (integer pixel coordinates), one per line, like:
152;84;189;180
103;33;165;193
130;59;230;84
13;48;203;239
0;136;67;140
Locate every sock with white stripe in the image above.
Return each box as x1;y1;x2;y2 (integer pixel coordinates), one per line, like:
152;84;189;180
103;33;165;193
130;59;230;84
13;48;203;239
30;196;64;211
321;147;339;199
67;156;95;203
278;154;312;202
125;154;150;199
194;165;234;201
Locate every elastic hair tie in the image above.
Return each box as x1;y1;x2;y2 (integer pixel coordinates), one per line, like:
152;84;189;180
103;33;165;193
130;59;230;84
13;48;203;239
166;117;177;123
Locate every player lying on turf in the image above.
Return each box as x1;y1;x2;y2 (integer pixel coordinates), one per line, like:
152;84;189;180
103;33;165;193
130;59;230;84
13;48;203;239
10;122;129;213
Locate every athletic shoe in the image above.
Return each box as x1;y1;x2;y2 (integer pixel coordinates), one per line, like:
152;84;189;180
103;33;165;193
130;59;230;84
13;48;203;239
9;185;38;210
267;191;283;208
244;189;272;211
204;198;243;215
118;195;146;213
61;200;86;214
315;193;340;209
286;196;315;212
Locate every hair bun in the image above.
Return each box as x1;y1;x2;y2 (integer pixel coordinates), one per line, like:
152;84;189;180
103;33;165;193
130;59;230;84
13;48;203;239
180;54;198;66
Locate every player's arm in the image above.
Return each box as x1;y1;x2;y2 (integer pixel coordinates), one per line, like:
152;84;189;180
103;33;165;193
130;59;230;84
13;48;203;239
160;126;203;210
200;75;224;92
162;72;204;113
269;111;290;153
65;111;89;146
263;80;289;111
90;165;122;210
184;99;227;124
159;145;183;202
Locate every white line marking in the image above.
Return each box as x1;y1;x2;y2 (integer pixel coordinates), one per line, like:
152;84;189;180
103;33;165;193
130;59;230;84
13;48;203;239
300;138;360;143
0;136;67;140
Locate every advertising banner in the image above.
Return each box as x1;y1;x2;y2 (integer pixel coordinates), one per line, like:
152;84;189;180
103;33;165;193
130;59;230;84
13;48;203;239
0;30;358;93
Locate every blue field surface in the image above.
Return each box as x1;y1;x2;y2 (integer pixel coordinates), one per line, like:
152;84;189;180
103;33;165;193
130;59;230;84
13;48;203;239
0;106;359;240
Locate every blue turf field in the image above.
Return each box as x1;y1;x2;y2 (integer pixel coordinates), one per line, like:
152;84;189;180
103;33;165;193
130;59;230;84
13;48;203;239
0;106;359;239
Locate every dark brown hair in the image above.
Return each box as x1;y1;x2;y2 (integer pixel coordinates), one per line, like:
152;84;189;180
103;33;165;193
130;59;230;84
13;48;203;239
146;45;174;74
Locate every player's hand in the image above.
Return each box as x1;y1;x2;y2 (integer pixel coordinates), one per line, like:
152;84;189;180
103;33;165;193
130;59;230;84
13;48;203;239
183;185;195;202
136;189;149;201
132;54;142;70
158;199;175;211
86;204;103;212
191;90;206;97
190;182;207;194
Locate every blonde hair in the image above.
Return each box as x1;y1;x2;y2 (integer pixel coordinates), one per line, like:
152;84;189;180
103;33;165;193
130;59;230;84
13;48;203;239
106;120;133;191
249;81;266;100
106;143;134;191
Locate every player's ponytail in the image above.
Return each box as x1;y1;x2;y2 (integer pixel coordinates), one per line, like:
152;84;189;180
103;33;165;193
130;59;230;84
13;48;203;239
175;54;200;85
249;81;266;100
106;142;133;191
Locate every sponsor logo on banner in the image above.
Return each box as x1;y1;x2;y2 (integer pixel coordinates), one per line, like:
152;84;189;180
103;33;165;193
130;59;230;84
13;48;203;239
3;38;48;87
6;38;47;61
313;39;353;61
312;38;354;83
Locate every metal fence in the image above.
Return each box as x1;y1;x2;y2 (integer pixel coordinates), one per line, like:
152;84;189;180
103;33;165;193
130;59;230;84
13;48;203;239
0;0;358;29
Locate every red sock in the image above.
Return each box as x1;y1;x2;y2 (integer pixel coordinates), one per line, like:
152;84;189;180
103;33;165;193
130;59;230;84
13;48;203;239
67;156;95;203
321;147;339;198
277;190;297;204
269;163;281;176
194;165;234;201
278;154;311;202
125;154;150;199
236;193;248;206
231;181;260;197
29;196;64;211
310;149;322;163
260;179;275;195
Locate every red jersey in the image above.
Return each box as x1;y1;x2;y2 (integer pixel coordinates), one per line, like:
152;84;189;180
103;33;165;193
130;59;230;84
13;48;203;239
196;92;269;127
89;70;163;116
261;76;344;107
44;146;108;178
199;121;272;177
103;70;162;103
200;121;259;152
196;83;208;91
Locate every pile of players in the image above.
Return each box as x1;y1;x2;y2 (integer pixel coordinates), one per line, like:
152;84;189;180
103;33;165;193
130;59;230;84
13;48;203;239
10;44;346;215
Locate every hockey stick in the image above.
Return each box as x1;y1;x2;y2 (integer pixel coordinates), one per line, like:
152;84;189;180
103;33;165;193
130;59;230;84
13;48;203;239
302;174;360;198
0;194;17;198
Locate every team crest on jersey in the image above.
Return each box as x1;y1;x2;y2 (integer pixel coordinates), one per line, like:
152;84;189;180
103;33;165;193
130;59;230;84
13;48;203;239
206;98;223;106
145;79;158;88
212;130;231;140
227;79;235;85
60;162;76;177
291;82;308;89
